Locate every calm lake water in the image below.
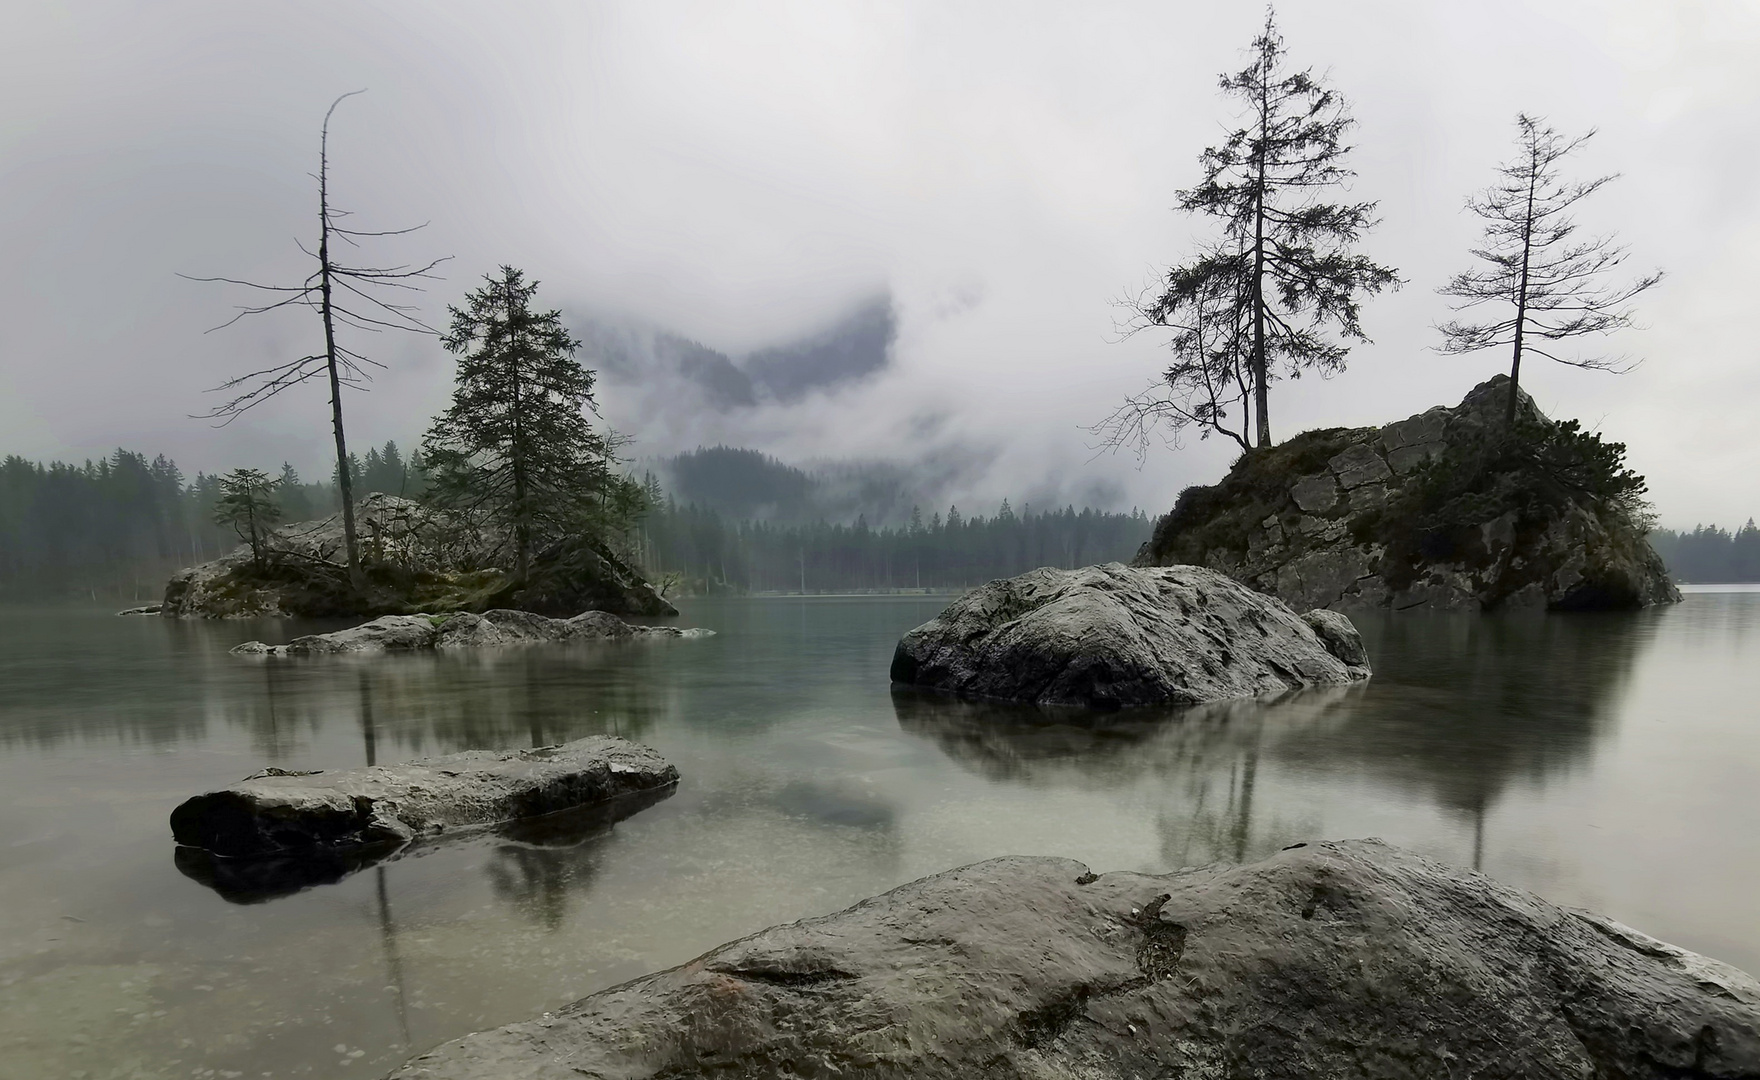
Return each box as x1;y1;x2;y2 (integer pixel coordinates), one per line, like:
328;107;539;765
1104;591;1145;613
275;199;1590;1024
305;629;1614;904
2;589;1758;1079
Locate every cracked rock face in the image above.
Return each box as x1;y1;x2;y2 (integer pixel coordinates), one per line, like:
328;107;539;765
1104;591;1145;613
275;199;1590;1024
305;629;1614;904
386;839;1760;1080
169;735;679;860
229;608;711;656
1136;376;1681;613
888;563;1369;708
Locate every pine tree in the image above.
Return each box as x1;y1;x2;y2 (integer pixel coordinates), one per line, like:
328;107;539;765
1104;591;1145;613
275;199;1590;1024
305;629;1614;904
1105;8;1399;451
214;469;282;571
1437;115;1663;426
277;463;313;522
422;266;616;581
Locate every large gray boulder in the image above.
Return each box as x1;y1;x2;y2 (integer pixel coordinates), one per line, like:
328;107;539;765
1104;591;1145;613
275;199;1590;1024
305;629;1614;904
169;735;678;859
1135;376;1682;612
229;608;711;656
889;563;1370;708
387;839;1760;1080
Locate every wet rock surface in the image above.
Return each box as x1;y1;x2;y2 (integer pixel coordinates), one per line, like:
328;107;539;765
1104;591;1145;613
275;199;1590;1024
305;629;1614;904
169;736;679;860
229;608;710;656
889;563;1370;707
387;839;1760;1080
1135;376;1681;612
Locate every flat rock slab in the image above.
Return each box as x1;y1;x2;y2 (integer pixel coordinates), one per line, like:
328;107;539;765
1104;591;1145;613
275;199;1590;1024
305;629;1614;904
890;563;1370;707
230;608;711;656
389;839;1760;1080
170;736;679;859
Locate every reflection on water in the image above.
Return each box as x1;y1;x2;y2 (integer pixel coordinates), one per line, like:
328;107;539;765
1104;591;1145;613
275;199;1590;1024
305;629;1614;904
1;595;1755;1080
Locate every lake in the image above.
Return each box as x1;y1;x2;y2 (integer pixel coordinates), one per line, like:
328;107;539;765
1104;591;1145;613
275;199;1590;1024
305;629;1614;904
2;589;1758;1079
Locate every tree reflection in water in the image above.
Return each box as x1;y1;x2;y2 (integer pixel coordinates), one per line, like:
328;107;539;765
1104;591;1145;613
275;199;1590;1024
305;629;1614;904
893;609;1659;871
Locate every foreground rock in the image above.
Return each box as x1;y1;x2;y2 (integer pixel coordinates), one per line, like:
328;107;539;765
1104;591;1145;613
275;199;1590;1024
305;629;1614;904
229;608;711;656
1136;376;1681;612
890;563;1369;707
161;492;677;619
170;735;678;859
389;839;1760;1080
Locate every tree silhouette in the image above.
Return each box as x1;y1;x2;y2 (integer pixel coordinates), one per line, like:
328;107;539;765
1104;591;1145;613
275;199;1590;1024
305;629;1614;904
184;91;446;591
214;468;282;571
1106;8;1398;453
422;266;619;582
1437;114;1663;426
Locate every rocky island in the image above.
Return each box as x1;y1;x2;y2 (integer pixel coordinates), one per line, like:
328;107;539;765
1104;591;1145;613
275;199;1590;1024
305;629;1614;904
891;562;1370;708
387;838;1760;1079
160;493;675;620
1136;377;1680;612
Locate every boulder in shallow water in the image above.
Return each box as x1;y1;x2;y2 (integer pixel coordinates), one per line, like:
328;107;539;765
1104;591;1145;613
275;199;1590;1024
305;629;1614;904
890;562;1369;707
169;735;678;859
388;839;1760;1080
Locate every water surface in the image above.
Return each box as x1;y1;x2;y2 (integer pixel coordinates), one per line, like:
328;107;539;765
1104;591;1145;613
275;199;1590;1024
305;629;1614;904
2;592;1757;1078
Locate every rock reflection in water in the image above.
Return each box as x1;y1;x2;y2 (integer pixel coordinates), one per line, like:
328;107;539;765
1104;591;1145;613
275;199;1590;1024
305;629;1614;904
175;786;677;904
893;684;1362;865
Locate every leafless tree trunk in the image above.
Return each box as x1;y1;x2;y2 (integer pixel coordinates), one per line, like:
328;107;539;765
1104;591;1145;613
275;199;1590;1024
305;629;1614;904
185;91;446;595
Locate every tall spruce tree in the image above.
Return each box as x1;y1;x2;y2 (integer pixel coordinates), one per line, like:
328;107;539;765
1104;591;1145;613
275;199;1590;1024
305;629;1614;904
1106;8;1399;452
422;266;614;582
1437;115;1663;426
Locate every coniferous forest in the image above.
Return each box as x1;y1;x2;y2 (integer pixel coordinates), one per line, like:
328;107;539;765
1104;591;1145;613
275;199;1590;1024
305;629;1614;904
0;444;1154;601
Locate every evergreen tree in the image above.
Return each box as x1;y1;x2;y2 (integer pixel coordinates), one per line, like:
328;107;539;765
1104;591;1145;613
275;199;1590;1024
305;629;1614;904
423;266;617;581
277;463;312;522
214;469;282;571
1438;115;1663;426
1107;8;1399;451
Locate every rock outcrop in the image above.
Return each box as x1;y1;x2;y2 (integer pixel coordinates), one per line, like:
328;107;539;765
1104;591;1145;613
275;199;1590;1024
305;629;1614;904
160;492;677;619
889;563;1370;708
387;839;1760;1080
1136;377;1681;612
229;608;710;656
169;735;679;860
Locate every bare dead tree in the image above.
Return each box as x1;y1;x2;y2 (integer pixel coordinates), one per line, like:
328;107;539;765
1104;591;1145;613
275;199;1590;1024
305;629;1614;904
1437;114;1663;427
185;91;447;590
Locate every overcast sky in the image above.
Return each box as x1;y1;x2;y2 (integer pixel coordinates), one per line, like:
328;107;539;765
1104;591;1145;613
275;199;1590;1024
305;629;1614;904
4;0;1757;527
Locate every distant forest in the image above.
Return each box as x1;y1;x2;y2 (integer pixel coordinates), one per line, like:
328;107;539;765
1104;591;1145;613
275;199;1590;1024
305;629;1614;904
6;442;1753;602
0;444;1152;601
1648;524;1760;584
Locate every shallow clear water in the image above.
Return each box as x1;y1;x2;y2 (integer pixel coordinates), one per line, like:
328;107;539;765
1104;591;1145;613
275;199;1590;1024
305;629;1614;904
2;592;1758;1079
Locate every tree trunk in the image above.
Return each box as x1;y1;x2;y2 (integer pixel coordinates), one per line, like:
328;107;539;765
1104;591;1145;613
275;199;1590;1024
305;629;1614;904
1250;51;1272;449
1509;139;1540;429
319;136;365;593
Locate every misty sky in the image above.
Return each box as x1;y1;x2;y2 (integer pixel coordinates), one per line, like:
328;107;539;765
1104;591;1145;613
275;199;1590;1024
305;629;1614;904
4;1;1757;527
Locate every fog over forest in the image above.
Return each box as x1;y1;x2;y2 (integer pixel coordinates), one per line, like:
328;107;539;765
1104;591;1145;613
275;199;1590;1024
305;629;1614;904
4;2;1759;529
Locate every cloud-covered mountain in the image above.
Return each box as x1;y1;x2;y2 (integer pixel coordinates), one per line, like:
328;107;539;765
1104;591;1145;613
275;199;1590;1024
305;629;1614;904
582;295;895;415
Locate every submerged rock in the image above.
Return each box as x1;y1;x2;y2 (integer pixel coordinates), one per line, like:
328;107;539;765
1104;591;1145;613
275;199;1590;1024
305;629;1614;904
229;608;711;656
169;735;679;860
388;839;1760;1080
1136;376;1681;612
116;603;163;616
889;563;1369;708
